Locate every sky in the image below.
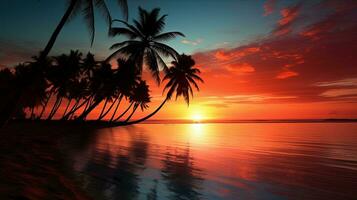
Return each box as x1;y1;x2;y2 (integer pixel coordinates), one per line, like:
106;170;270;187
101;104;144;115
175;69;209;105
1;0;357;120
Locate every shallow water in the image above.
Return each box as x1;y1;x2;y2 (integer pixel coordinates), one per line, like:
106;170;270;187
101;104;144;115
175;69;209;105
62;123;357;200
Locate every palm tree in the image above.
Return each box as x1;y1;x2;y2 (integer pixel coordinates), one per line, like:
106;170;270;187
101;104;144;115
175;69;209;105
41;0;128;58
110;59;141;122
120;54;203;125
7;63;43;119
61;52;98;120
107;7;185;84
125;80;151;122
76;62;117;120
0;69;16;122
46;50;82;120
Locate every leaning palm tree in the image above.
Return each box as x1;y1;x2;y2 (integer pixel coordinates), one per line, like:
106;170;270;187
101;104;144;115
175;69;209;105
41;0;128;58
13;63;48;120
107;7;185;84
120;54;203;125
124;80;151;122
109;59;140;122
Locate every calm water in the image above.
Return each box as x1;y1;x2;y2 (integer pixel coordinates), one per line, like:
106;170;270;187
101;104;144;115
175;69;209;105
61;123;357;200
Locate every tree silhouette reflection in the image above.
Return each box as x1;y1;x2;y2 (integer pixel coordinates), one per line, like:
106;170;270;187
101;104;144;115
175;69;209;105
76;129;149;200
161;145;204;200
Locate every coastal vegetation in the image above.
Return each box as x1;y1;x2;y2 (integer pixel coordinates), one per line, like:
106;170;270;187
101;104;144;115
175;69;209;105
0;3;203;126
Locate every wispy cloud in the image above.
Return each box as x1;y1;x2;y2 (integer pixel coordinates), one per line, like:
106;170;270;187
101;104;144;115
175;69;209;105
276;70;299;79
225;63;255;75
181;38;203;46
320;89;357;97
192;0;357;104
273;3;301;36
315;78;357;87
263;0;276;16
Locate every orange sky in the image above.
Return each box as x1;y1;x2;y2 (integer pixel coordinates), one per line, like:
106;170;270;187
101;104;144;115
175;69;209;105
8;0;357;120
132;1;357;120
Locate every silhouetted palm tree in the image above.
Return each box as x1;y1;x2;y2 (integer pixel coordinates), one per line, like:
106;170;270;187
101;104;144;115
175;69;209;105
0;69;16;122
77;62;117;120
61;52;98;120
46;50;82;119
107;7;185;84
42;0;128;58
125;80;151;121
12;59;49;119
108;59;140;121
122;54;203;125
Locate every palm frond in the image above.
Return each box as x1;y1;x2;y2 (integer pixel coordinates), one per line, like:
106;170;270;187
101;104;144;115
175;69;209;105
83;0;95;46
146;49;161;84
112;19;144;38
110;27;138;38
154;32;185;41
155;14;167;35
95;0;111;26
152;42;180;60
116;0;128;21
186;76;200;91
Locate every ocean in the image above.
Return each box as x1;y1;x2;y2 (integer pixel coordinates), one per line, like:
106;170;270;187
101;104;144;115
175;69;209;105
62;122;357;200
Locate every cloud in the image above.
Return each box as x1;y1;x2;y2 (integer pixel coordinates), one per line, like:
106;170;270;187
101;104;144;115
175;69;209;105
214;50;231;61
197;94;297;107
276;70;299;79
315;78;357;87
273;3;301;36
192;0;357;104
181;38;203;46
263;0;276;16
202;101;229;108
224;94;296;102
225;63;255;74
214;46;261;61
320;89;357;98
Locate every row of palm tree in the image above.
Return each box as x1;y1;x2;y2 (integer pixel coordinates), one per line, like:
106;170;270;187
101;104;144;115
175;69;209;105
0;51;201;124
0;4;203;125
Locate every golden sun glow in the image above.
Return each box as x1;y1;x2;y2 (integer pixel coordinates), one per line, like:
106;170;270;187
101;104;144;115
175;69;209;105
192;114;203;122
187;105;210;122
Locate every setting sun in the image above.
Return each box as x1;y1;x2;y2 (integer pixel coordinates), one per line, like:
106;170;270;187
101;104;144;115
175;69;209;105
192;114;203;122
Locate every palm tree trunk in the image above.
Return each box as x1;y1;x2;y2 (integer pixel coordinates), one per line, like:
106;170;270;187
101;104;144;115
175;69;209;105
38;92;52;119
62;96;92;120
41;0;77;58
80;96;94;118
77;98;103;120
110;95;123;122
65;99;79;120
48;97;62;120
113;102;133;122
62;98;72;117
47;96;60;120
98;99;108;120
121;97;168;125
97;97;118;121
30;106;35;120
125;104;138;122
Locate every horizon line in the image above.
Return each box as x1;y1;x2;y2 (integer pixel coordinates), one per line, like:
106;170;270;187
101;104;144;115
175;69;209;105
139;118;357;124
